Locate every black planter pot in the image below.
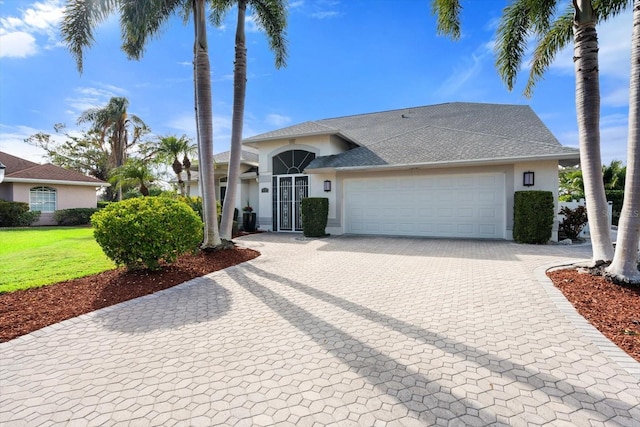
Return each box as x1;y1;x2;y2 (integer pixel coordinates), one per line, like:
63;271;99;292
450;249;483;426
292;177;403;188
242;212;256;232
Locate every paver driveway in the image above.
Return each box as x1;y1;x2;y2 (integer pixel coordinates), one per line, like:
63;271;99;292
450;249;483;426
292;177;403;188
1;234;639;426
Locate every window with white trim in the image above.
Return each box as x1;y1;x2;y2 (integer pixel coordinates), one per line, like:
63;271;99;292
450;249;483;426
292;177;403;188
29;186;57;212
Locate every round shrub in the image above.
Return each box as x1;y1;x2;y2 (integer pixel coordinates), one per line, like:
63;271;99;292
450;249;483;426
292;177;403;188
91;197;203;270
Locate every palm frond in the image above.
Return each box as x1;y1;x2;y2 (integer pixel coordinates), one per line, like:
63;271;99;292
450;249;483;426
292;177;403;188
61;0;120;73
525;8;573;97
120;0;185;60
208;0;235;26
431;0;462;40
250;0;288;68
495;0;532;91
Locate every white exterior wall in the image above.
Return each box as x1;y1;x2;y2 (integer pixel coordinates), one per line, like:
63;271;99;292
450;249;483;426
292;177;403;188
251;135;349;231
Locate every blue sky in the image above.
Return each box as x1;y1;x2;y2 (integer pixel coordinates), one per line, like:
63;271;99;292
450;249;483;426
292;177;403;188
0;0;633;165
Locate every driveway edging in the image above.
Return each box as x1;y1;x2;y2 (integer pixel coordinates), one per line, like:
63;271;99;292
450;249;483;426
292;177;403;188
534;261;640;380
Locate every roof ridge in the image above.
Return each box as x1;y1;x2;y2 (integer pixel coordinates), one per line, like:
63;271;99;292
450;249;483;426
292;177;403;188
360;122;560;150
316;102;527;122
6;163;43;177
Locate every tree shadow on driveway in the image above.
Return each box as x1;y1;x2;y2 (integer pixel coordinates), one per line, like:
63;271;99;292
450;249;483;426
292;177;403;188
230;263;638;424
94;276;231;334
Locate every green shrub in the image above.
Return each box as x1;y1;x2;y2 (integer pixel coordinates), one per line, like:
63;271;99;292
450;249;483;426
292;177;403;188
0;201;41;227
54;208;98;226
301;197;329;237
97;201;112;209
178;196;222;223
513;191;554;244
559;206;588;240
605;190;624;226
91;197;203;270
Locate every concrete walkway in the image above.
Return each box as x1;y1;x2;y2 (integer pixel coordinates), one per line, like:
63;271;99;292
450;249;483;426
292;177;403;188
1;235;639;426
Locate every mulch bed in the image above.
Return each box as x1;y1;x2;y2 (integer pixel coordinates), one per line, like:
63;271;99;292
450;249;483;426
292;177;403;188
0;247;259;342
547;268;640;362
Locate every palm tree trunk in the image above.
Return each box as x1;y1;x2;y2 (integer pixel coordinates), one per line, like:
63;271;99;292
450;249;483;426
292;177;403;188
194;0;221;249
573;0;614;264
606;0;640;283
220;0;248;241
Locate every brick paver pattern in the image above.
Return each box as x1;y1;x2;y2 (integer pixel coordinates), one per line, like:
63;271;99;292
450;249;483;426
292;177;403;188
1;235;639;426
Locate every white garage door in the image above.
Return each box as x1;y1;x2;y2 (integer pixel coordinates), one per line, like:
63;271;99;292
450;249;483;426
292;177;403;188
344;173;505;239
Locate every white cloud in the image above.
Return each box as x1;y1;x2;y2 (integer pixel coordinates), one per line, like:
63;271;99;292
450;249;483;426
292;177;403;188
265;113;291;127
311;11;339;19
64;83;129;115
602;84;631;107
436;43;492;98
0;0;64;58
0;31;37;57
0;124;50;163
557;113;629;164
290;1;304;9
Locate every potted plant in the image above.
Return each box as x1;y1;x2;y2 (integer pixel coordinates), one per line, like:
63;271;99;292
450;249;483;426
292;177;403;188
242;202;256;232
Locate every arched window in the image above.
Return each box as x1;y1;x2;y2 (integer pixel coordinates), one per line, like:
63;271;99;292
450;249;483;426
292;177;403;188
272;150;316;175
30;186;57;212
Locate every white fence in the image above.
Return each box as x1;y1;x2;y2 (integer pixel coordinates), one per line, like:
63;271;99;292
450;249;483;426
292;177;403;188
558;199;613;238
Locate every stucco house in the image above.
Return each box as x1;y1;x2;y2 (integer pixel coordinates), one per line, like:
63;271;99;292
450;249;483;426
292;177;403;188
192;102;580;240
0;151;109;226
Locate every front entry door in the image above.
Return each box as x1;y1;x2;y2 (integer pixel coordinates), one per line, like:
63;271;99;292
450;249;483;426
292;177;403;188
275;175;308;231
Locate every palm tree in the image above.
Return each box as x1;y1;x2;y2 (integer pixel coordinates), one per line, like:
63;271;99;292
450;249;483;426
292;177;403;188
78;96;148;201
62;0;221;248
602;160;626;190
606;0;640;283
156;135;196;196
110;159;155;197
211;0;287;241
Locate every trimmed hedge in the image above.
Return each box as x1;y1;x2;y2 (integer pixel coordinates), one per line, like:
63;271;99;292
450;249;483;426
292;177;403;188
54;208;98;226
513;191;554;244
301;197;329;237
177;196;222;223
0;201;41;227
91;197;203;270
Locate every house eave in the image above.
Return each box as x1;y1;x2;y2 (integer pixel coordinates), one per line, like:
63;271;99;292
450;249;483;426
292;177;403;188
243;131;358;147
3;177;110;187
305;153;580;174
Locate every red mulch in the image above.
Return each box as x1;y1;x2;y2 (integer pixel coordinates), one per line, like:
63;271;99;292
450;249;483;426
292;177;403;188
2;245;639;366
0;247;259;342
548;269;640;363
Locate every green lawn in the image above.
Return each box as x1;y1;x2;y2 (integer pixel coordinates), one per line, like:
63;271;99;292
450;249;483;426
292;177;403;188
0;227;116;293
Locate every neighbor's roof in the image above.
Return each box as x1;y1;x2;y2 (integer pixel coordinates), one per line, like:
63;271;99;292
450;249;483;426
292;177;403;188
0;151;108;186
243;102;580;169
212;147;259;165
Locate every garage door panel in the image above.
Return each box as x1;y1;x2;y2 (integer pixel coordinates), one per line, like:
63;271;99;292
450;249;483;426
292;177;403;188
345;173;505;239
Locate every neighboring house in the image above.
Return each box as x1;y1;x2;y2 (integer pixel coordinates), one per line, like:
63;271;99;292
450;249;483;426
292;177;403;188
181;147;260;211
0;151;109;226
192;102;580;240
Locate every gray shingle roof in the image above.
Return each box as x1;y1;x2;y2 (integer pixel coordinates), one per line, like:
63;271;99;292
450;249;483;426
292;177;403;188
212;148;259;164
244;103;579;169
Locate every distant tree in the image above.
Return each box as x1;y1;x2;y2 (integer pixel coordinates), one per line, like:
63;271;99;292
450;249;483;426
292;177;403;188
77;97;148;200
602;159;626;190
155;135;197;196
559;167;585;201
211;0;288;241
110;159;156;197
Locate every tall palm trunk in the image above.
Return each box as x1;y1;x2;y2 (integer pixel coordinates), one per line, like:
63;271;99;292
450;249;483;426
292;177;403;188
219;0;248;241
573;0;614;264
606;0;640;283
194;0;222;249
